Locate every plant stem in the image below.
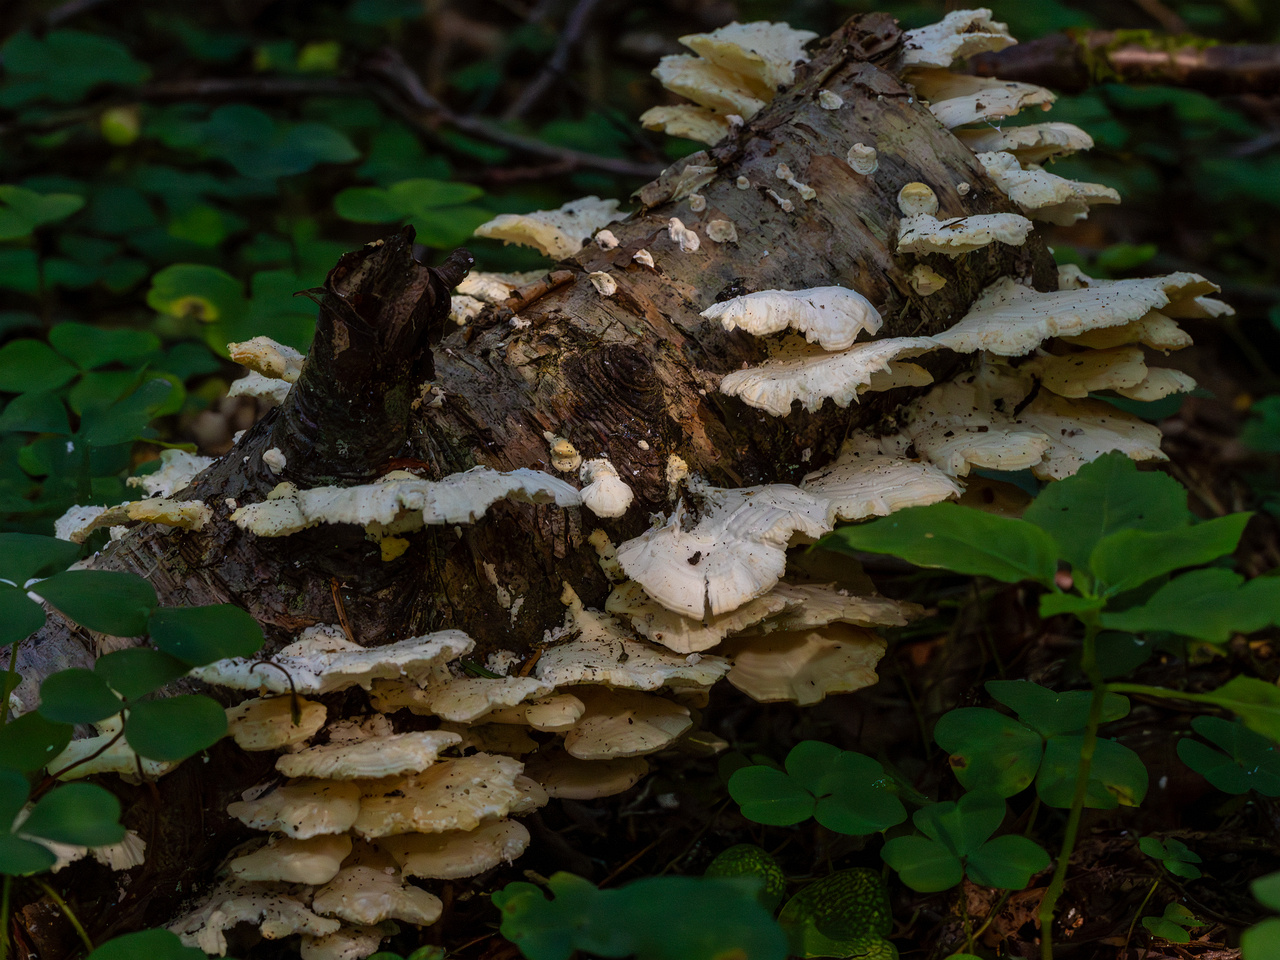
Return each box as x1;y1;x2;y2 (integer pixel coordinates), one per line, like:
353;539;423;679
1104;682;1216;706
1038;621;1107;960
34;879;92;954
1123;878;1160;955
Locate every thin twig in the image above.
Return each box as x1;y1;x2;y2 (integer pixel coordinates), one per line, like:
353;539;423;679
33;880;93;955
45;0;116;26
364;47;663;179
502;0;609;121
331;577;357;644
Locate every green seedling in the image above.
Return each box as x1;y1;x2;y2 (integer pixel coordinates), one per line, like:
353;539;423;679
1177;716;1280;796
1141;902;1201;943
727;740;906;835
1138;837;1202;879
84;928;206;960
880;791;1049;893
492;872;786;960
1243;871;1280;960
777;868;895;960
934;680;1146;808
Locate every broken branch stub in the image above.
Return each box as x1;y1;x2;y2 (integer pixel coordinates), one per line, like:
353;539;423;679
270;231;474;487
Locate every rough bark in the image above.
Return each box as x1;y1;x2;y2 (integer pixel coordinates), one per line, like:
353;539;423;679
15;12;1059;945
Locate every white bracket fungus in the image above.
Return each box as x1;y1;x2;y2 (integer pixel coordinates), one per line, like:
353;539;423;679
228;336;306;383
666;218;701;253
898;211;1034;257
931;272;1220;356
908;70;1055;128
313;864;443;927
605;579;796;654
639;105;732;146
370;670;552;723
562;688;693;760
352;754;526;837
523;754;650;800
900;8;1015;68
703;286;883;352
227;781;362;839
49;716;176;782
473;196;624;260
263;447;287;474
229;835;353;885
798;438;963;521
545;436;582;473
379;819;531;880
230;466;583;538
909;264;947;295
720;624;887;705
456;270;545;303
680;21;817;92
56;497;213;544
579;458;635;518
594;229;619;250
191;628;474;695
653;55;767;118
275;730;462;780
633;248;655;268
127;448;215;498
169;879;341;956
226;696;327;751
956;122;1094;165
228;371;292;404
718;335;939;416
977;151;1119;225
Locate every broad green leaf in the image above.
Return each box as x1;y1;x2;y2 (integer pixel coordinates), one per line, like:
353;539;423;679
0;532;79;584
933;707;1042;796
821;503;1058;586
881;834;962;892
0;767;31;827
147;264;249;324
1036;736;1148;809
388;177;483;209
1255;871;1280;910
333;186;399;222
148;604;265;667
38;669;122;724
21;782;124;845
0;586;47;648
79;377;176;446
1039;593;1105;618
704;845;786;911
125;696;228;761
1089;513;1251;595
914;791;1005;859
1195;676;1280;743
964;834;1051;889
0;392;72;434
0;834;57;876
1101;569;1280;643
1142;902;1199;943
48;323;159;370
728;765;814;826
1177;717;1280;796
784;740;842;793
776;869;893;959
0;186;85;240
1022;452;1189;571
86;929;206;960
0;340;79;393
1138;836;1202;879
411;205;493;249
0;712;72;772
0;30;148;105
811;751;906;836
95;648;190;700
33;570;157;636
986;680;1129;736
1241;917;1280;960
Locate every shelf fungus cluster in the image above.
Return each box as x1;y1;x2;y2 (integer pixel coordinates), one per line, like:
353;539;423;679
640;21;819;145
166;600;762;957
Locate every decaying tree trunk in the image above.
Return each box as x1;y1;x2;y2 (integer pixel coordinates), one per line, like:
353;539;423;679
14;11;1059;946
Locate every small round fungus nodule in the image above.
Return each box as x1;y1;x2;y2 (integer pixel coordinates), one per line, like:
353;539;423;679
846;143;878;175
957;182;971;196
910;264;947;296
548;437;582;473
706;219;738;243
898;182;939;217
818;90;843;110
735;176;750;190
667;218;700;253
588;272;617;297
595;229;619;250
688;193;707;212
633;249;655;268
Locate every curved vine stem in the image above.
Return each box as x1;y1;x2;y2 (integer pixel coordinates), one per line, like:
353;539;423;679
33;879;93;954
